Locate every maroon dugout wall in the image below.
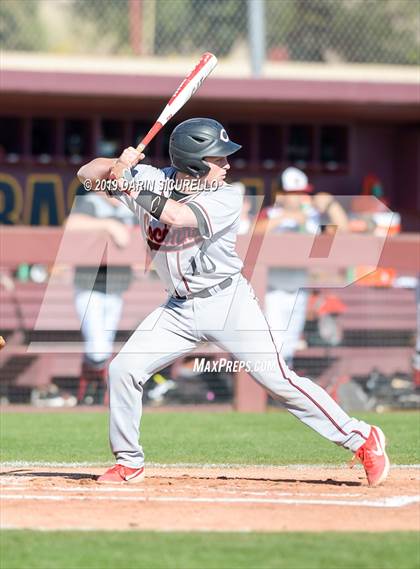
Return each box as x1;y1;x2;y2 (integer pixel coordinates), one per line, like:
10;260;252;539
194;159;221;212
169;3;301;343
1;68;419;228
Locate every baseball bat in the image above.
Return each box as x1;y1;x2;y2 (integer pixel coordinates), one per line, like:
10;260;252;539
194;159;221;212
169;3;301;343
110;52;218;179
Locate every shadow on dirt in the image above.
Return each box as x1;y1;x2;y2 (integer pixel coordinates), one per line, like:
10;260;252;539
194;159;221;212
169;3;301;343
0;469;96;481
154;473;362;487
1;470;363;486
216;475;362;487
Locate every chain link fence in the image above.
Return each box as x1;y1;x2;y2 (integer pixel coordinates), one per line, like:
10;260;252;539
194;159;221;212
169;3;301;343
1;0;419;67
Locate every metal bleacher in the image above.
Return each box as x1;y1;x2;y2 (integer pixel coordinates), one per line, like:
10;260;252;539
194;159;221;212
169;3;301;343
0;275;166;397
295;287;415;395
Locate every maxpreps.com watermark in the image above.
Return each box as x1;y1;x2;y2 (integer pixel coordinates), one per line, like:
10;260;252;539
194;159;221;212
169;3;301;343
193;358;276;374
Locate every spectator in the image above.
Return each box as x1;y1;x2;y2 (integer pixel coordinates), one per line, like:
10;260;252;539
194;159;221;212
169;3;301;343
66;192;137;404
349;175;401;287
350;175;401;236
259;167;348;366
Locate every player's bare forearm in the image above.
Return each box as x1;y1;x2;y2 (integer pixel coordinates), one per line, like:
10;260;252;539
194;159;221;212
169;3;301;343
66;214;130;248
66;213;116;232
160;199;198;228
77;158;116;184
327;201;348;231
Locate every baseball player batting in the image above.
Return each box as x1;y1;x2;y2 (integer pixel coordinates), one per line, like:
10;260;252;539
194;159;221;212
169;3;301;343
77;118;390;486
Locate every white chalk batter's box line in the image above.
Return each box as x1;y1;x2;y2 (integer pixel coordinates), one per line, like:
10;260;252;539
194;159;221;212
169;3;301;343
2;461;420;469
1;493;419;508
2;480;419;506
0;525;271;533
0;483;375;498
0;483;370;498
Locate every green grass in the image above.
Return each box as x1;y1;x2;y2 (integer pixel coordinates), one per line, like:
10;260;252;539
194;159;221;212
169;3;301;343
1;531;419;569
1;410;419;465
1;414;419;569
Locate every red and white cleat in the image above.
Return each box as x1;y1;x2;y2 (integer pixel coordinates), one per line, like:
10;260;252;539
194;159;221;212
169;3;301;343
351;426;390;487
97;464;145;484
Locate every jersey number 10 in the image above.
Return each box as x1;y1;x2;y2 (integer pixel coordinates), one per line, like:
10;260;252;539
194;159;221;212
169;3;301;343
189;252;216;275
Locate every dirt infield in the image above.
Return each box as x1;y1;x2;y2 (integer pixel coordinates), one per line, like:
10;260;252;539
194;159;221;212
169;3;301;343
1;465;419;532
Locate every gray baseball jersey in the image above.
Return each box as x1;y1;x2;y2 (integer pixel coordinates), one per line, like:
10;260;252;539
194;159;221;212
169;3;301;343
115;165;243;296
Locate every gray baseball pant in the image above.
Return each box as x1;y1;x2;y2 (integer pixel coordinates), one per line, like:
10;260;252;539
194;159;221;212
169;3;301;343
108;275;370;468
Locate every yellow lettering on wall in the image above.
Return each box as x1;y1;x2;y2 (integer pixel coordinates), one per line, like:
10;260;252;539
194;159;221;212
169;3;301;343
0;174;23;224
67;176;85;211
24;174;65;226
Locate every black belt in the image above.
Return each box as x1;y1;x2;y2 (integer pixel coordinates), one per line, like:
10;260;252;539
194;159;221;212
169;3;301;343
173;276;233;300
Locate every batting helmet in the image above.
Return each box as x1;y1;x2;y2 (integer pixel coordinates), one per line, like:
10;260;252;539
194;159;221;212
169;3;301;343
169;118;241;178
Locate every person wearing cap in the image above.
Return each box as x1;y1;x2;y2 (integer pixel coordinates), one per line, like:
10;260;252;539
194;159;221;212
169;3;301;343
66;192;137;405
259;167;348;366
